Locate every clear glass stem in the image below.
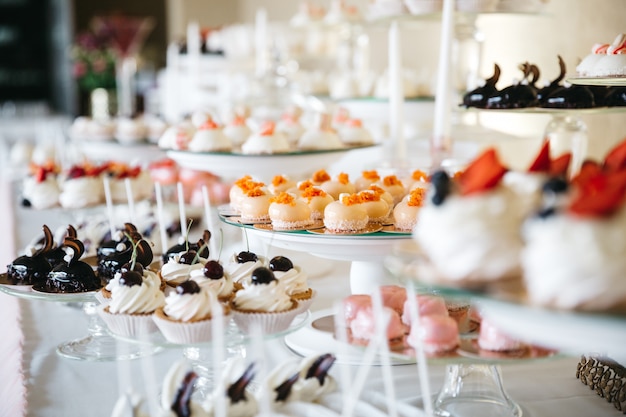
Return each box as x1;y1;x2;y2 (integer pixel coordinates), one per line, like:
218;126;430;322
544;114;588;177
116;55;137;117
434;364;522;417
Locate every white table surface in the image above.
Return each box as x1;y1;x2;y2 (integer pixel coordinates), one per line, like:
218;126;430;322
5;259;620;417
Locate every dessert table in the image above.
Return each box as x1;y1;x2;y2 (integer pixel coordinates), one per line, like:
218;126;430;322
1;259;618;417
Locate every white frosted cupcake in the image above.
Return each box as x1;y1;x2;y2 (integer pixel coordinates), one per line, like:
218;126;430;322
224;251;266;286
159;249;208;286
190;259;238;302
98;268;165;337
269;255;315;314
153;280;229;344
230;266;299;334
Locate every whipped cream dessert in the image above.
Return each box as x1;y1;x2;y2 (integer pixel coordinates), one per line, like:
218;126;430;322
188;119;232;152
190;260;236;301
22;170;60;209
160;250;208;285
231;271;293;312
414;152;524;284
59;165;103;208
224;252;266;286
107;271;165;315
297;113;343;150
241;121;289;154
162;280;216;322
203;357;258;417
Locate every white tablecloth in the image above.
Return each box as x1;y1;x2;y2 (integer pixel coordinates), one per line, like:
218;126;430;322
4;259;620;417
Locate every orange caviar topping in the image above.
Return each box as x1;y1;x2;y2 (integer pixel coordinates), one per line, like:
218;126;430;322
383;175;403;187
358;191;380;202
412;170;428;182
270;192;296;206
362;170;380;181
272;175;289;187
340;193;362;206
452;171;462;180
298;180;314;191
245;186;266;197
408;188;427;207
301;186;328;199
338;172;350;185
235;175;252;187
312;169;331;183
368;185;385;195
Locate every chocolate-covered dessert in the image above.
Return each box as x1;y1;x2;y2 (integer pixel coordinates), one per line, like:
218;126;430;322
604;87;626;107
486;63;538;109
96;223;138;261
462;63;501;108
542;85;596;109
98;229;153;282
162;230;211;263
44;225;78;268
40;237;102;293
6;225;54;285
537;56;567;103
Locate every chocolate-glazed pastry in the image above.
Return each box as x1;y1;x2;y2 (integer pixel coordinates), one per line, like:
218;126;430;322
542;84;596;109
604;87;626;107
486;63;538;109
162;230;211;263
6;225;54;285
97;223;138;261
537;56;567;103
41;237;102;293
98;230;153;282
462;63;501;108
44;225;78;268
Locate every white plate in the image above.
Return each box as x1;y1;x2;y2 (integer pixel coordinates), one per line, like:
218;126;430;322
166;145;376;181
567;76;626;87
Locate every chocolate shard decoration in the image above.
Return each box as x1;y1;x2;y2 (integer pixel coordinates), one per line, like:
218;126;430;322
305;353;336;385
171;371;198;417
227;363;256;404
63;237;84;264
135;239;154;267
67;224;77;238
274;372;299;402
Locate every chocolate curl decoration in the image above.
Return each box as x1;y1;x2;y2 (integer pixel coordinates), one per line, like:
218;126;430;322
63;237;85;264
171;371;198;417
274;371;299;402
35;225;55;256
227;363;256;404
305;353;336;385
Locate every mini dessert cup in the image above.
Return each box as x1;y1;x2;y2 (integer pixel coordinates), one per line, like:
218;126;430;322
230;301;300;334
152;306;231;344
98;305;159;337
291;289;317;314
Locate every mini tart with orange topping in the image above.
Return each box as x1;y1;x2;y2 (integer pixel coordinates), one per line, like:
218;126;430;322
393;187;427;231
357;189;391;223
268;174;296;195
311;169;331;185
229;175;265;212
301;186;334;220
376;175;406;205
323;193;369;232
268;192;313;229
355;170;381;191
367;184;394;207
407;169;429;191
320;172;356;200
239;186;271;223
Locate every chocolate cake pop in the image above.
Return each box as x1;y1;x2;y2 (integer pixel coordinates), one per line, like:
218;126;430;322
40;237;102;293
486;62;538;109
462;63;501;108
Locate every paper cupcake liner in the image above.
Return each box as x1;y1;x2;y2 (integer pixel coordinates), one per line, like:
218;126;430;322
291;289;316;314
98;305;159;337
230;301;299;334
94;288;111;305
152;308;230;344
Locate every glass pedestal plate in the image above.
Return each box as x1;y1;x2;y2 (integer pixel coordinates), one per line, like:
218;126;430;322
0;276;161;361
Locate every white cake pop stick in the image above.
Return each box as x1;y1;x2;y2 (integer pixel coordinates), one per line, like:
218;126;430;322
251;323;271;415
154;182;169;255
138;332;159;417
177;182;187;242
102;175;116;238
211;296;226;417
202;185;219;260
370;288;398;417
333;301;352;412
124;177;136;225
406;282;433;417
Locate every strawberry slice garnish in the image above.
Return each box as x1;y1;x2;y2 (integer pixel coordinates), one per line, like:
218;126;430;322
603;137;626;172
528;140;551;173
569;170;626;217
549;152;572;177
34;166;46;183
259;121;275;136
459;148;508;195
571;159;602;187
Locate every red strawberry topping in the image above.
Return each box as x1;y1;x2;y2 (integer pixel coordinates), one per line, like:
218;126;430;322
528;140;551;173
603;137;626;172
549;153;572;177
459;148;508;195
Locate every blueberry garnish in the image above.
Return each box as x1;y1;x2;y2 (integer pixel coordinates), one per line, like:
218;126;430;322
177;280;201;294
251;267;276;285
537;207;556;219
269;256;293;272
203;260;224;280
119;270;143;287
237;251;258;263
430;170;451;206
542;177;568;194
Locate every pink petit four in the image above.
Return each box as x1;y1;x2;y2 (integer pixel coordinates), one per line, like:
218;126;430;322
407;315;460;354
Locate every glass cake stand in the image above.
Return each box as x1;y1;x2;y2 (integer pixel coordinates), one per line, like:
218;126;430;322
0;274;161;361
219;213;412;295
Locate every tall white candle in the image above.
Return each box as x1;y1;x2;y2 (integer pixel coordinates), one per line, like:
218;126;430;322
177;182;187;241
154;182;169;255
124;178;136;225
388;21;406;163
432;0;455;157
102;176;116;238
255;8;268;77
202;185;219;260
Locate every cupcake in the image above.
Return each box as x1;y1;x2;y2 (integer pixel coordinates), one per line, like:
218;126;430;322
153;280;229;344
230;267;299;334
99;262;161;304
190;259;238;302
224;250;266;285
99;262;165;337
159;247;208;287
268;255;315;312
